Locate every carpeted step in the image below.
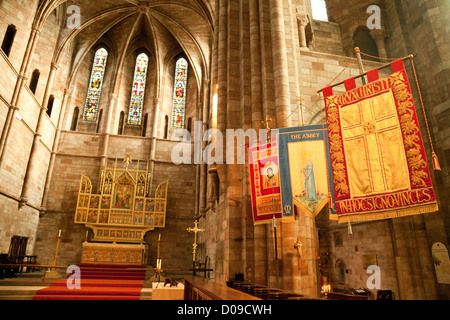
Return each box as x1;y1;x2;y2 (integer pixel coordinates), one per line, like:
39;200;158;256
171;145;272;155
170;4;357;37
49;279;145;288
33;294;142;300
34;286;142;296
80;275;145;281
33;263;149;300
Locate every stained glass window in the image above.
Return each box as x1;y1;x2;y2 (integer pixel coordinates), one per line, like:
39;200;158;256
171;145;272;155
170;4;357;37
128;53;149;125
83;48;108;121
171;58;188;129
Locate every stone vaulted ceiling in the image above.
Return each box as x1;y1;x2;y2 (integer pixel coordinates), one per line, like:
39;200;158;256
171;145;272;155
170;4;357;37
43;0;214;89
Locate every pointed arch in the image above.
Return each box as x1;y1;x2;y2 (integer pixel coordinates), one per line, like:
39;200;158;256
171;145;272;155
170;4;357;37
82;48;108;121
171;57;189;129
128;52;149;126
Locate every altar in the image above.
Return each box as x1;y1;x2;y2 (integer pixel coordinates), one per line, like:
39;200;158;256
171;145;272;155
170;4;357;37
72;155;169;266
81;242;147;265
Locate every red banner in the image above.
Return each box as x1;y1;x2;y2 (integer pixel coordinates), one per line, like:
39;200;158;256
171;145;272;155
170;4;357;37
322;59;438;223
249;140;283;225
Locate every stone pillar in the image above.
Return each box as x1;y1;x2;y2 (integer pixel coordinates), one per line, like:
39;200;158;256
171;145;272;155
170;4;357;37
297;13;310;48
269;0;292;127
148;97;161;194
370;28;389;58
100;92;118;168
215;0;228;186
249;0;263;130
199;79;210;213
41;88;70;212
20;62;59;208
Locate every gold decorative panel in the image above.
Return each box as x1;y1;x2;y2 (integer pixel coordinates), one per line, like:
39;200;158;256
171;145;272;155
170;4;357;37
74;156;168;243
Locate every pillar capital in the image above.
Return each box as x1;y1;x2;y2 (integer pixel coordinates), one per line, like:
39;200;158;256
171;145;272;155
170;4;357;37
370;28;389;41
31;25;42;35
297;14;310;27
370;28;389;58
50;62;59;71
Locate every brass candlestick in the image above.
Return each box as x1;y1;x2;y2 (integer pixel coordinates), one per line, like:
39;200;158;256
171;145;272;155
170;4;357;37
150;235;163;285
43;233;63;280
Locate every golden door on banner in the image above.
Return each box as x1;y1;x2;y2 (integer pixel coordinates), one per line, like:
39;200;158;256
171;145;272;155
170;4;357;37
74;156;168;243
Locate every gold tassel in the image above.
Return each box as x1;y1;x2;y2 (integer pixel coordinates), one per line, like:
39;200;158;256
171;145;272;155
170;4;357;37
348;222;353;235
432;152;441;171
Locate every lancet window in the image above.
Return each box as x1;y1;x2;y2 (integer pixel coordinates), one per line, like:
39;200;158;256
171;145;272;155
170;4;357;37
171;58;188;129
83;48;108;121
128;53;149;125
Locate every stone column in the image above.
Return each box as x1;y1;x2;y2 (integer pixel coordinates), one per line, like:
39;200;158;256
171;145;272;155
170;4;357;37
199;79;210;213
148;97;161;194
100;92;118;169
297;13;310;48
370;28;389;58
215;0;228;186
249;0;263;130
20;62;59;208
41;88;70;212
269;0;292;127
269;0;294;290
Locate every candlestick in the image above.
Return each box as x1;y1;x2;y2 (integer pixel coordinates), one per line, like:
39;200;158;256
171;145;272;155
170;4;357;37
43;232;63;280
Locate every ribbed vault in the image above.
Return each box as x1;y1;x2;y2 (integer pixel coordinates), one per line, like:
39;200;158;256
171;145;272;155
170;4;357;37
40;0;214;90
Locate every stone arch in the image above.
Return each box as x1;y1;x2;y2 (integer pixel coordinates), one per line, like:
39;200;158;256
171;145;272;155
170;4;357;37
352;26;379;61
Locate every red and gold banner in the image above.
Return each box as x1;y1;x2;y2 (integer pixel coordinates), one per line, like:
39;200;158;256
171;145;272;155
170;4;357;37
322;59;438;223
249;139;283;225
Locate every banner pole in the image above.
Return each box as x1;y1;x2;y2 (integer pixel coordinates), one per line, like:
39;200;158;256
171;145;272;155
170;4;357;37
273;215;279;289
355;47;367;83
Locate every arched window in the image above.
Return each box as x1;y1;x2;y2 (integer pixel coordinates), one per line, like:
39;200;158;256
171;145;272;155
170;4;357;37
142;113;148;137
46;95;55;117
128;53;149;125
187;117;192;141
29;69;40;94
1;25;16;57
164;115;169;139
96;109;103;133
311;0;328;21
83;48;108;121
71;107;80;131
171;57;188;129
353;26;379;61
118;111;125;135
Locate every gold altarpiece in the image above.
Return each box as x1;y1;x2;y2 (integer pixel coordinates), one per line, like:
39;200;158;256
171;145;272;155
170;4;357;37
74;156;168;265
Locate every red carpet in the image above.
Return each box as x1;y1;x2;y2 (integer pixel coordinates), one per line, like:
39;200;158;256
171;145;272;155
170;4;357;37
33;264;147;300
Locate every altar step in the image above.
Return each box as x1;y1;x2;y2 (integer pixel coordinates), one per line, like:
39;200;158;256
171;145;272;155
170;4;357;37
32;264;148;300
0;267;155;300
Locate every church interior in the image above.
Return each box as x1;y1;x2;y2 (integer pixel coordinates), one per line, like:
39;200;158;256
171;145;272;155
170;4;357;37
0;0;449;301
